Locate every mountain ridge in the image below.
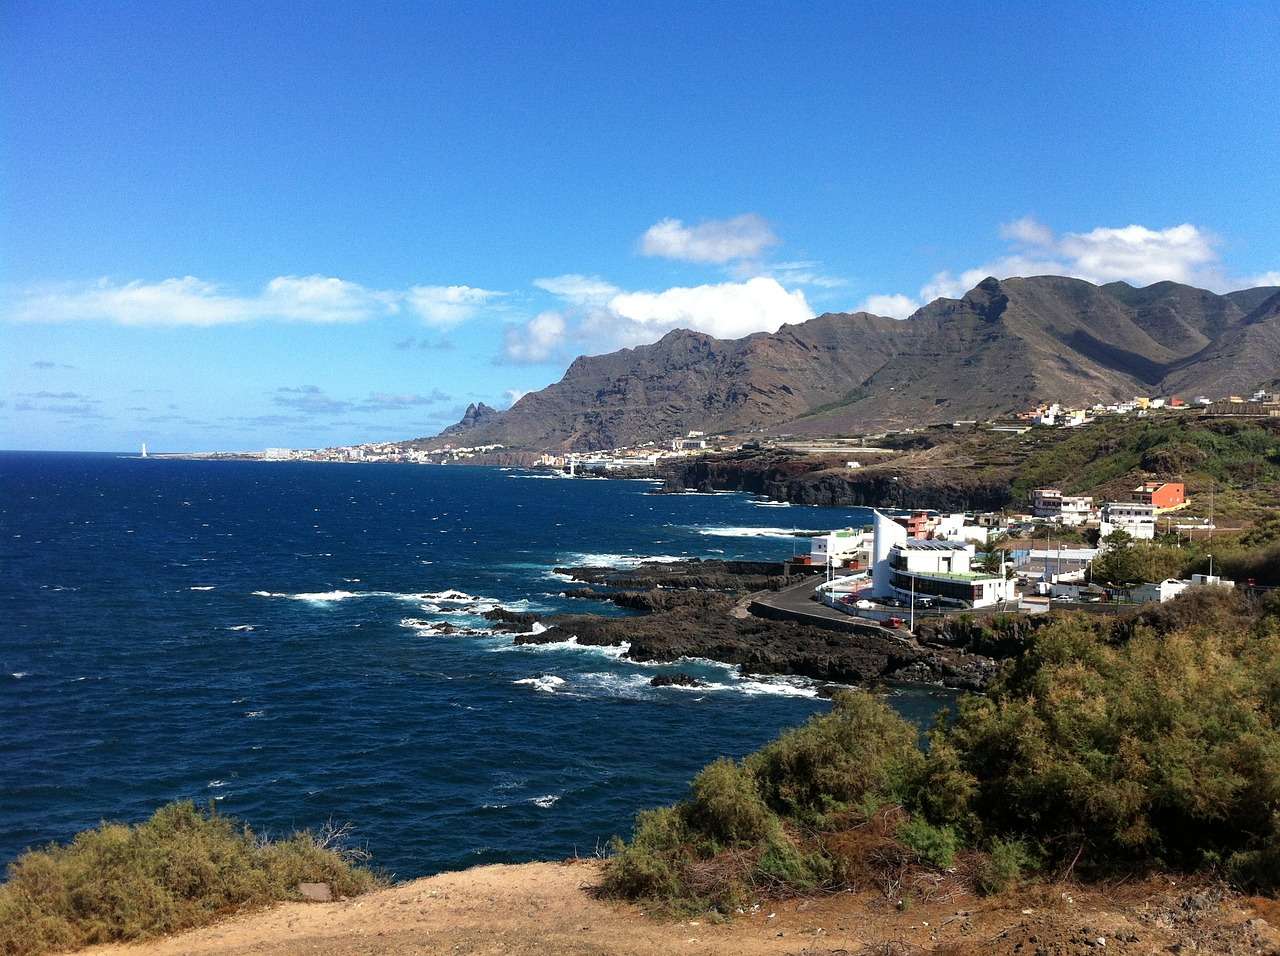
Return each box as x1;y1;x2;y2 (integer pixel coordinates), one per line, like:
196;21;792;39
419;275;1280;452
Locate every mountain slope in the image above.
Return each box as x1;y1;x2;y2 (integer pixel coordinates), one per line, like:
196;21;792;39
421;276;1280;451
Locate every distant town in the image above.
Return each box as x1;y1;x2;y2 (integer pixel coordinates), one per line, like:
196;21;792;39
201;387;1278;470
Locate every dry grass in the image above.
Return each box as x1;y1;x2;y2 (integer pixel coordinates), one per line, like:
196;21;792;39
0;802;381;956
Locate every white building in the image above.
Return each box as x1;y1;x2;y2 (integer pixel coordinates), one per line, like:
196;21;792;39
930;513;990;545
867;510;1013;608
1100;502;1157;541
1031;489;1096;525
264;448;294;460
1133;578;1191;603
810;528;872;568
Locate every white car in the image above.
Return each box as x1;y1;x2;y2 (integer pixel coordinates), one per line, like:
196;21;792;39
854;599;876;610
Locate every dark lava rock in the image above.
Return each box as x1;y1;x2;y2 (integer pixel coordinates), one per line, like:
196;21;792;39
481;608;539;632
650;672;705;688
517;591;1001;691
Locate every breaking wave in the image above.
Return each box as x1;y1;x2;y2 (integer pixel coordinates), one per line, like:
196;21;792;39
513;674;566;693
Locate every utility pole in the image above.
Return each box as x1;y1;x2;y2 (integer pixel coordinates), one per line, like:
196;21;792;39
909;573;916;631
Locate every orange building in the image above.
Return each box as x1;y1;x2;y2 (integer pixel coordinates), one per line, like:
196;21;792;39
1133;481;1185;511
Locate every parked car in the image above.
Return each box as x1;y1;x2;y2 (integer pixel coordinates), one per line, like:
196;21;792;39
854;599;876;610
885;616;906;629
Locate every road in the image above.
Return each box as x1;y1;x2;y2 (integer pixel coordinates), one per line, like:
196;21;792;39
749;575;908;638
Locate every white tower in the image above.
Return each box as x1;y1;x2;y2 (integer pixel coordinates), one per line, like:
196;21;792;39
141;442;148;458
871;509;908;598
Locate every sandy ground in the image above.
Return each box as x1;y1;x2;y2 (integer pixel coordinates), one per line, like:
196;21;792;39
77;860;1280;956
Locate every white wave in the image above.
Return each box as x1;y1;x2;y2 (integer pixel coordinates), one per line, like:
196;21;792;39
227;625;255;632
283;590;358;603
207;779;226;789
497;636;631;659
735;675;821;698
751;500;792;508
189;586;216;591
559;552;688;568
696;526;807;539
513;674;566;693
251;587;508;610
531;794;560;808
398;617;495;637
10;672;28;679
244;710;264;718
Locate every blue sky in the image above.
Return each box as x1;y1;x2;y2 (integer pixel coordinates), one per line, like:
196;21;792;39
3;0;1279;452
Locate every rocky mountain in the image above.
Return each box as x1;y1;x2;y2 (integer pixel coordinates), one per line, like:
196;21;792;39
420;276;1280;451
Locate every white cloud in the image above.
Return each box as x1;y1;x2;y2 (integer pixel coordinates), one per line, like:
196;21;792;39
1246;271;1280;287
7;276;503;327
504;388;530;407
406;285;504;327
502;311;568;364
856;293;920;318
503;276;814;363
532;274;620;305
610;277;811;339
1056;223;1218;285
855;218;1256;319
639;214;778;264
765;260;847;289
998;215;1055;247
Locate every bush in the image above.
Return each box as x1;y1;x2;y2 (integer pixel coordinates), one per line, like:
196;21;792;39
753;822;832;891
0;802;378;956
940;612;1280;876
748;691;925;822
896;818;958;870
685;759;774;848
602;809;689;902
976;838;1037;895
606;591;1280;910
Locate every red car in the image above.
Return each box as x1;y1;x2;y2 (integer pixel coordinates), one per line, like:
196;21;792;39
885;616;906;629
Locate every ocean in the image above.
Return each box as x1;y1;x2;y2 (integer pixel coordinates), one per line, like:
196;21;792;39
0;452;954;878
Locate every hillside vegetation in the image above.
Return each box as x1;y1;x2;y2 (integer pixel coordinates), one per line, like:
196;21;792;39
603;587;1280;912
0;803;379;956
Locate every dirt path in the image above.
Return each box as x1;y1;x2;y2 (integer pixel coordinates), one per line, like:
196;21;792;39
78;861;1280;956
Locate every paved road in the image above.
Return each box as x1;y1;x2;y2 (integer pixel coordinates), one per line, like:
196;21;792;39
749;576;909;638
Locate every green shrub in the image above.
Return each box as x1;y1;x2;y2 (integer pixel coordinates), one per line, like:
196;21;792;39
0;802;378;956
753;823;832;890
747;691;925;822
976;838;1037;895
939;613;1280;876
896;817;958;870
685;758;774;848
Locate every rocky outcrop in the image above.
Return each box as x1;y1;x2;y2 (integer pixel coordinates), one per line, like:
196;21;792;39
522;562;1007;691
649;673;705;688
552;559;814;594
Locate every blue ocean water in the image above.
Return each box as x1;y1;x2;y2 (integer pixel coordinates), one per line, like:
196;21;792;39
1;453;952;878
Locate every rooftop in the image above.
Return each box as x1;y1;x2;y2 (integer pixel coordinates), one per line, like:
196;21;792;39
897;539;969;551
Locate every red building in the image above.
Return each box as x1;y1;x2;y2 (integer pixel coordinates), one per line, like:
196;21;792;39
1133;481;1185;511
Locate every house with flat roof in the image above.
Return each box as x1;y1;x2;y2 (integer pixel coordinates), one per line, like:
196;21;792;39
867;511;1012;608
1101;501;1157;540
1133;481;1185;511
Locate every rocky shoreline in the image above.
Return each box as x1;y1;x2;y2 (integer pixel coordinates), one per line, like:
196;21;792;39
486;559;1014;691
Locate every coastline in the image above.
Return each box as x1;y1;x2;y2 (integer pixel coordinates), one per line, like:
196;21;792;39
501;558;1007;692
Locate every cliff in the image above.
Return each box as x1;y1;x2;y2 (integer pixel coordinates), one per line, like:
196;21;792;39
418;276;1280;452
